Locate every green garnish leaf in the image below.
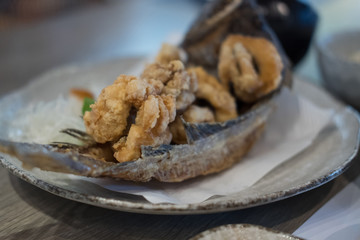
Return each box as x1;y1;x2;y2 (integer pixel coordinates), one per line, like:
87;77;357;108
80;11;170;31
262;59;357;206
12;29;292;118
82;97;95;115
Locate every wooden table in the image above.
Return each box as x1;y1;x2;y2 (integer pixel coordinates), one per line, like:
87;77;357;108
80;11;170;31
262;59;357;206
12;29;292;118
1;1;359;239
1;155;359;239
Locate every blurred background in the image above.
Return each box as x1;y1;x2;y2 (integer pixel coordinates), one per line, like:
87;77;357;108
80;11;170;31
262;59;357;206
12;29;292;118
0;0;359;97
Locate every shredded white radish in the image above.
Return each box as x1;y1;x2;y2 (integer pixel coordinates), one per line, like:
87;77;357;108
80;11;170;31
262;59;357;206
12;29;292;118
8;95;85;145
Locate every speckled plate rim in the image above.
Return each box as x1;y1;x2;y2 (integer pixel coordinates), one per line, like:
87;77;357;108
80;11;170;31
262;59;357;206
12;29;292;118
0;60;359;215
189;224;304;240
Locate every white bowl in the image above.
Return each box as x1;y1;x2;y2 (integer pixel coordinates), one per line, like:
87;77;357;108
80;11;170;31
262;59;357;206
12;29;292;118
316;30;360;109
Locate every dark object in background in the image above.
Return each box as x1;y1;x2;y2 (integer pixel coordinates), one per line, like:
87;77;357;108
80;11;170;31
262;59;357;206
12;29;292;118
188;0;318;66
257;0;318;66
182;0;292;87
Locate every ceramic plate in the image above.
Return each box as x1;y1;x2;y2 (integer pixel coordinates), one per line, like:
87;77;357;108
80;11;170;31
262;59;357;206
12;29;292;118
0;58;359;214
189;224;303;240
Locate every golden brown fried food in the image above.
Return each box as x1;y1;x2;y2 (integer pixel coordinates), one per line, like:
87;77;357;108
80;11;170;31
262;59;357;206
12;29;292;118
170;105;215;144
84;75;161;143
84;36;280;163
125;76;164;108
183;105;215;123
142;60;198;111
188;67;237;122
155;43;183;64
218;34;283;102
83;75;134;143
85;61;185;162
141;62;172;84
113;95;176;162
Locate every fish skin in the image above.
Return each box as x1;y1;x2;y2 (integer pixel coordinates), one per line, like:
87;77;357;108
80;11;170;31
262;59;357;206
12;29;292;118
0;99;272;182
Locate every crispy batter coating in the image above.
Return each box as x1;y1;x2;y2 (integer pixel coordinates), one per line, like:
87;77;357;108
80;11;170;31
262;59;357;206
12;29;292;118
188;67;237;122
170;105;215;144
141;62;172;84
162;93;177;123
84;75;161;143
175;91;196;111
183;105;215;123
155;43;183;64
218;34;283;102
125;76;163;108
142;60;198;111
85;57;195;161
113;95;175;162
84;36;283;163
83;75;134;143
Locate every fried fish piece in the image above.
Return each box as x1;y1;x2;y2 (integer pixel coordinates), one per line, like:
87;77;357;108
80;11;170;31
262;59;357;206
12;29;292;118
170;105;215;144
142;60;198;111
218;34;283;102
155;43;184;64
188;67;237;122
113;95;176;162
83;75;161;143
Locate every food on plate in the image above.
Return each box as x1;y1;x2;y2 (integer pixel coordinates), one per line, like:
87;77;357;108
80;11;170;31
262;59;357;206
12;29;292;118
188;66;237;122
83;38;254;162
142;60;198;111
0;0;292;182
112;94;176;163
83;75;162;143
218;35;283;102
155;43;185;64
170;105;215;144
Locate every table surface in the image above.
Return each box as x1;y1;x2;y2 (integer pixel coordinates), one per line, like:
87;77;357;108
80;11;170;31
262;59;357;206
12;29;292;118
1;0;359;239
1;154;359;239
